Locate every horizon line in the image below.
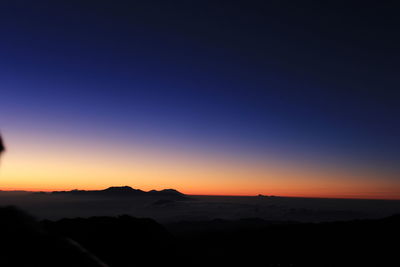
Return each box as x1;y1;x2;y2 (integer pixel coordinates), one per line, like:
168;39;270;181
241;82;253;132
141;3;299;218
1;187;399;201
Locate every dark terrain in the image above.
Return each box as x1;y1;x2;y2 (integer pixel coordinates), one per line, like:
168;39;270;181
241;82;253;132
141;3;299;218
1;187;399;223
2;207;399;267
1;187;399;266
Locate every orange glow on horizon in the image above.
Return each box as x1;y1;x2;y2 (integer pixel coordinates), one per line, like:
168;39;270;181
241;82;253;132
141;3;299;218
1;130;399;200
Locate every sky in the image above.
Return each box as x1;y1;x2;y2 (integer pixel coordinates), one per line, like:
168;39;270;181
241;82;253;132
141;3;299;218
0;1;399;199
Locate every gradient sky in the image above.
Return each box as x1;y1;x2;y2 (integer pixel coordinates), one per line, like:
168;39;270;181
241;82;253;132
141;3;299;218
0;1;399;199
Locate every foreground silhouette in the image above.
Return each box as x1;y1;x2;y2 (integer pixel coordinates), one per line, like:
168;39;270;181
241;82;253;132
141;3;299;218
43;214;400;267
1;204;399;267
0;206;108;266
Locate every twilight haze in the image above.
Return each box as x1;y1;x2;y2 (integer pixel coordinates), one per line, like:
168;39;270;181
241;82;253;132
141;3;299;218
0;1;399;199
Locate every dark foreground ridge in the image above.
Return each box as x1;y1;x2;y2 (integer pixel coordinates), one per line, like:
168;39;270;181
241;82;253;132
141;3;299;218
51;186;187;199
1;205;399;267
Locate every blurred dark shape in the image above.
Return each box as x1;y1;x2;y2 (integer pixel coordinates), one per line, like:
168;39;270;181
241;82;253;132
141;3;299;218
0;133;4;154
0;206;107;267
44;215;178;267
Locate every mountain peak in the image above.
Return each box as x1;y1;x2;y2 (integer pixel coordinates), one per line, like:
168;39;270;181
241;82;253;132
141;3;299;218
103;186;142;192
51;186;187;199
148;189;185;196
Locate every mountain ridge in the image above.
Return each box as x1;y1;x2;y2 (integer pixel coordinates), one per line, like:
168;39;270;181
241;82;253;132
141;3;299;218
51;186;187;199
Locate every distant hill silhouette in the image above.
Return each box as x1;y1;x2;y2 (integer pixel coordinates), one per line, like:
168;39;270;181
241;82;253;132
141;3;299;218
51;186;188;200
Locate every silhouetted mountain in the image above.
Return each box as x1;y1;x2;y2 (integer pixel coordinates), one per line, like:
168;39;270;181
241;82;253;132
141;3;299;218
51;186;188;199
148;189;186;197
101;186;146;195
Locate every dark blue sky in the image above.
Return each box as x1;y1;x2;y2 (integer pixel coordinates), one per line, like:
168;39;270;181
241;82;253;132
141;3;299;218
1;0;399;174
